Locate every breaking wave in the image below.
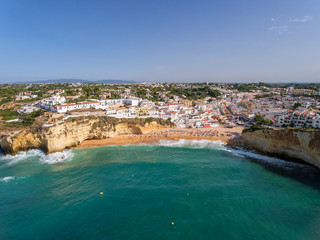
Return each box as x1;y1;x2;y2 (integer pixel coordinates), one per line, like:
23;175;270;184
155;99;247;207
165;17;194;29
157;139;226;150
155;140;318;172
40;150;74;164
0;149;43;165
0;176;26;182
0;176;15;182
230;148;319;174
0;149;74;165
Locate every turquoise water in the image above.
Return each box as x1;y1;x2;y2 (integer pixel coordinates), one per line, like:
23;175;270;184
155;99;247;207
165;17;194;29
1;140;320;240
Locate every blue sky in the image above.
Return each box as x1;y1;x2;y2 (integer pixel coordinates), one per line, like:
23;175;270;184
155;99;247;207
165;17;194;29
0;0;319;83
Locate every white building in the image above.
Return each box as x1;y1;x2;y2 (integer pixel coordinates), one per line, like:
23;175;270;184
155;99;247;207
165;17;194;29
123;98;140;106
54;101;100;113
312;115;320;129
37;95;66;110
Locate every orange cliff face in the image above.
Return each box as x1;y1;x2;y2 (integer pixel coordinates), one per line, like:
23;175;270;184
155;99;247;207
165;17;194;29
0;116;174;155
241;128;320;169
0;130;45;154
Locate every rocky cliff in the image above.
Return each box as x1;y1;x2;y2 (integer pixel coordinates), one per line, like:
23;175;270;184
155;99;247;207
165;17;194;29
0;116;173;154
239;128;320;168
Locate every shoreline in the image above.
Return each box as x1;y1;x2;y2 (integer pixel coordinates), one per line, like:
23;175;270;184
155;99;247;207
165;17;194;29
75;126;244;149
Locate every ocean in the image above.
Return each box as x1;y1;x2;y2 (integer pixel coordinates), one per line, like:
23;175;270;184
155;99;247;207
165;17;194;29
1;140;320;240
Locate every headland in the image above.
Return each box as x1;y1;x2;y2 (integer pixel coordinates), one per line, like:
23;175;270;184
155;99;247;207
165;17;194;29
234;127;320;169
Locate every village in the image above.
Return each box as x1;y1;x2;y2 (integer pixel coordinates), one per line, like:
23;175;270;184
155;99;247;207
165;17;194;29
1;82;317;130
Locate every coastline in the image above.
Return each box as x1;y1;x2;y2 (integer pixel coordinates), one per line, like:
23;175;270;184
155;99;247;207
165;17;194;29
75;126;244;149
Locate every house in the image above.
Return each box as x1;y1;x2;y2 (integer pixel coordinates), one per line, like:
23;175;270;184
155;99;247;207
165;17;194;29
124;98;140;106
136;107;149;117
54;101;100;113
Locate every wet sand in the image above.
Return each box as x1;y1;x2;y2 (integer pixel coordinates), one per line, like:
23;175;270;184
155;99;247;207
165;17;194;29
76;126;244;149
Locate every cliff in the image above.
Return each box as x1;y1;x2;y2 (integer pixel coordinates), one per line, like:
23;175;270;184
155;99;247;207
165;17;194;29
239;128;320;169
0;116;174;154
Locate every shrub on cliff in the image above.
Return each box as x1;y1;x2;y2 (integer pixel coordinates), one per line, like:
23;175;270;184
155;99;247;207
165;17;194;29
64;116;175;128
243;124;264;133
254;115;270;126
145;117;153;123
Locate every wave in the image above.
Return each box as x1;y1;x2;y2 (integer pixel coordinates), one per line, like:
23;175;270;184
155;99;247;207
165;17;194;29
230;148;319;173
40;150;74;164
0;149;44;165
0;149;74;165
0;176;15;182
0;176;26;182
154;141;317;173
156;139;226;150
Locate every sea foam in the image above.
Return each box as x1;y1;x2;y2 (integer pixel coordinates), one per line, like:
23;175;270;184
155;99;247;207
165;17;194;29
230;148;318;173
0;149;43;165
0;176;27;183
0;149;74;165
0;176;15;182
157;139;226;150
40;150;74;164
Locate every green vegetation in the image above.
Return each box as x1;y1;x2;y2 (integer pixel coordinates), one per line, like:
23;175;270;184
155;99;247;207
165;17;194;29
255;94;272;99
293;102;302;111
0;86;22;98
0;109;19;121
243;125;265;133
232;83;258;92
293;83;320;91
28;110;43;118
15;98;41;103
0;97;12;105
111;93;121;99
145;117;153;123
20;115;35;126
168;86;221;100
243;115;271;133
67;116;175;128
254;115;270;125
257;82;273;88
2;110;43;128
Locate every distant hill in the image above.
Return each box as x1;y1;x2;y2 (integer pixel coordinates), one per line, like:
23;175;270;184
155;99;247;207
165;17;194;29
12;79;137;84
95;79;136;84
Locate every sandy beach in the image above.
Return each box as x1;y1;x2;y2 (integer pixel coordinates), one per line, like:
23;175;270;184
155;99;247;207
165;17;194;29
76;126;244;149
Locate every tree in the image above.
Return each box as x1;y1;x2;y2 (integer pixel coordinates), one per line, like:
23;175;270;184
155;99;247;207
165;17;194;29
37;91;44;98
280;89;284;96
254;115;270;125
94;86;100;93
293;102;302;111
145;117;153;123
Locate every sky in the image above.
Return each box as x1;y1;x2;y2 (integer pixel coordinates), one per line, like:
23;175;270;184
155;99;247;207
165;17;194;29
0;0;319;83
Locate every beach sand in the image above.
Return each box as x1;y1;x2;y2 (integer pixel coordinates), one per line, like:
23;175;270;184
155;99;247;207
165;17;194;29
76;126;244;149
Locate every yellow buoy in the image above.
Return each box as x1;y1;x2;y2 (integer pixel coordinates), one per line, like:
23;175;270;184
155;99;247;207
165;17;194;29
100;192;103;195
171;222;174;225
